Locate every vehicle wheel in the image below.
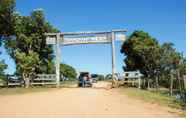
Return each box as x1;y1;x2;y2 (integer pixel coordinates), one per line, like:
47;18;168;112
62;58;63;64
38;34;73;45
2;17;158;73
78;83;82;87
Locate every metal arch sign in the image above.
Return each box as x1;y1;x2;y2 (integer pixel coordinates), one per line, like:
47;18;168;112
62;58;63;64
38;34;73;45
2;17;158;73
46;31;126;45
45;29;127;88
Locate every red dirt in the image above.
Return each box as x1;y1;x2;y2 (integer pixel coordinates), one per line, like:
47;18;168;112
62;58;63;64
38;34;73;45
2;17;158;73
0;82;176;118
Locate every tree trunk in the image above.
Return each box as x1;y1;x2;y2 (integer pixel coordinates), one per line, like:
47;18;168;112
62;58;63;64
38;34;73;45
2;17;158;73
155;76;159;92
111;75;118;88
147;74;150;90
143;78;146;88
147;79;150;90
23;73;30;88
177;70;184;100
170;74;174;96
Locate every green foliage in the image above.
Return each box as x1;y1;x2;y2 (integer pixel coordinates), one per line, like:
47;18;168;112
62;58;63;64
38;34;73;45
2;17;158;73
180;59;186;75
0;0;15;59
0;0;15;37
105;74;112;80
14;50;40;77
121;30;184;90
120;88;186;110
160;43;181;74
121;30;161;78
4;10;58;76
0;60;7;79
60;63;77;80
98;74;105;81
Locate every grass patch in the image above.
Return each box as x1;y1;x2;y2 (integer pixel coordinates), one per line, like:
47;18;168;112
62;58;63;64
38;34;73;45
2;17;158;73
119;88;186;110
0;80;78;95
60;80;78;87
0;87;57;95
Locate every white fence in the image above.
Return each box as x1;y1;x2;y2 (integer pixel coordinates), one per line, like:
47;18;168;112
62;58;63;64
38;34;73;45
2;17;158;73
120;71;143;88
30;74;56;85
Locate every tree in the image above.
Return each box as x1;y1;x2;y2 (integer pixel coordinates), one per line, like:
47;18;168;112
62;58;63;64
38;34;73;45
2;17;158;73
0;60;7;80
159;43;181;95
4;9;58;87
0;0;15;40
60;63;77;80
121;30;161;89
15;50;40;88
98;74;105;81
0;0;14;77
120;30;184;95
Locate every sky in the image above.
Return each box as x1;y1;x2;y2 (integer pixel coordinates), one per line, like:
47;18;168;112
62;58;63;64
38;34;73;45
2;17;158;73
0;0;186;75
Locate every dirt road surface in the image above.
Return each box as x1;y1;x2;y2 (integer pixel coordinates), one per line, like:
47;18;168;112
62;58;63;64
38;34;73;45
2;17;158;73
0;82;176;118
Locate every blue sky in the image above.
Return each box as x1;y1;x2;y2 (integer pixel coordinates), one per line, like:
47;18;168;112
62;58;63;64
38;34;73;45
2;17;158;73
0;0;186;75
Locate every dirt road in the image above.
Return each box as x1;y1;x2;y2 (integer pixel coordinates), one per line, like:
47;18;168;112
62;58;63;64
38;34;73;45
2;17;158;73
0;82;176;118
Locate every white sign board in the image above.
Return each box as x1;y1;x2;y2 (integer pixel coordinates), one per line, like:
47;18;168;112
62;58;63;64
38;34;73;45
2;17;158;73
63;34;110;45
46;34;111;45
46;33;126;45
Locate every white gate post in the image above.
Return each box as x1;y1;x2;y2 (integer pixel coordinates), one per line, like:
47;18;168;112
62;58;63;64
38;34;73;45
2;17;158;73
55;33;61;87
111;31;116;84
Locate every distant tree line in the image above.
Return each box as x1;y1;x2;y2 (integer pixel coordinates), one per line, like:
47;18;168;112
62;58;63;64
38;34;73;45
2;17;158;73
121;31;186;98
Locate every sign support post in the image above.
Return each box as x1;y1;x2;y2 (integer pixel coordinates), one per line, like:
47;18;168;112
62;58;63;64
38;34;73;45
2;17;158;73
111;31;117;87
55;33;61;88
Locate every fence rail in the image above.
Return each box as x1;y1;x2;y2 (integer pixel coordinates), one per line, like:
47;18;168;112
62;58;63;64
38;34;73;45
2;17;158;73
0;74;57;87
120;71;143;88
30;74;56;85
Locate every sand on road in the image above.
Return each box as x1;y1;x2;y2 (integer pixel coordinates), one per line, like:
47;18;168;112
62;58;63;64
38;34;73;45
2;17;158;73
0;83;176;118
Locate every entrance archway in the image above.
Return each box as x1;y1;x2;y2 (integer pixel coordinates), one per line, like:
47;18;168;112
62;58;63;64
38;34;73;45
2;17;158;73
45;29;127;87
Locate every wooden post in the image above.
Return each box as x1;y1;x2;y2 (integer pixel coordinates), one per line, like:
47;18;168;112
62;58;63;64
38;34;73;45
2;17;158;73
170;73;174;96
138;76;141;89
155;76;159;91
177;70;183;99
55;34;61;88
183;75;186;90
111;31;117;87
132;78;134;86
147;79;150;90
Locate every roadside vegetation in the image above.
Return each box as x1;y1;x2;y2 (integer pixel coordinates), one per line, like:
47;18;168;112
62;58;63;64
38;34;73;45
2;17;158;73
120;88;186;109
121;31;186;101
119;87;186;118
0;87;56;95
0;0;77;88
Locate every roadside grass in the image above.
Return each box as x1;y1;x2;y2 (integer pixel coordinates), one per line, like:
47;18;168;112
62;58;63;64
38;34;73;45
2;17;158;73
0;80;78;95
0;87;56;95
60;80;78;87
119;87;186;118
119;87;186;110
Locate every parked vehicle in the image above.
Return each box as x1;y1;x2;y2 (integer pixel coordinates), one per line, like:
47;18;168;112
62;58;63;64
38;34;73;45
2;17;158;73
78;72;92;87
91;74;98;83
